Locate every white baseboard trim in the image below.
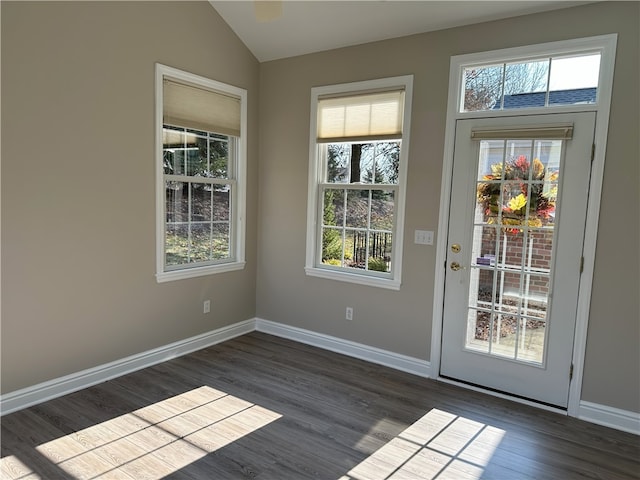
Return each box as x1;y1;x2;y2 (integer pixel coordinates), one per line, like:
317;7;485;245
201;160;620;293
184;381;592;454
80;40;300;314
255;318;431;378
3;317;636;436
578;401;640;435
0;319;256;416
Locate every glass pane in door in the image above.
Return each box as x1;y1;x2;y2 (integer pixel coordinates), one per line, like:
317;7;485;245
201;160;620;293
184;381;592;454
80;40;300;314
468;138;562;364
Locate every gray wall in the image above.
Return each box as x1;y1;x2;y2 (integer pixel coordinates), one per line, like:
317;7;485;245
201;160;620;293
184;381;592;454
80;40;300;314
1;1;260;393
256;2;640;413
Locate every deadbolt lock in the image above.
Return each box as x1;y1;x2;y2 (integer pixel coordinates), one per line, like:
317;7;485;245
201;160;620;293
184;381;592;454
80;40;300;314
451;244;461;253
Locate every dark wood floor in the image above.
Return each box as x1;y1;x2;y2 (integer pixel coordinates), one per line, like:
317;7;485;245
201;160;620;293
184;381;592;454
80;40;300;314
1;332;638;479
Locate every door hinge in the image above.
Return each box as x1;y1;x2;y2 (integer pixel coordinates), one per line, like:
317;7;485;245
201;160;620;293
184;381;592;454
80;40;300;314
570;363;574;380
591;143;596;163
580;256;584;274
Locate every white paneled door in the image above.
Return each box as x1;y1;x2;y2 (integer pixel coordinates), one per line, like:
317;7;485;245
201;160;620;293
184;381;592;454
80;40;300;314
440;112;595;408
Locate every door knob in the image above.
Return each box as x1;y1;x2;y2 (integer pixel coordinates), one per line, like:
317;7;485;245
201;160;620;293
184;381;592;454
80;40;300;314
450;262;462;271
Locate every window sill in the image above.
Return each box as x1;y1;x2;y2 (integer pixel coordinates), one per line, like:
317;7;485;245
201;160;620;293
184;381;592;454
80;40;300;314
304;266;401;290
157;261;246;283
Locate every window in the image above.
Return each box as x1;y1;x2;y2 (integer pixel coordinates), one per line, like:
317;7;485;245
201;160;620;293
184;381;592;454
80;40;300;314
305;76;413;290
462;53;602;112
155;64;246;282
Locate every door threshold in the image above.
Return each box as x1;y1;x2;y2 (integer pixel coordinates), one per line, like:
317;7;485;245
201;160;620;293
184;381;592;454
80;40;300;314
437;375;568;415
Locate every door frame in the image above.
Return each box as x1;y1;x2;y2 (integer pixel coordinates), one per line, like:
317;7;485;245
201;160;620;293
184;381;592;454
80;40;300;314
430;34;618;416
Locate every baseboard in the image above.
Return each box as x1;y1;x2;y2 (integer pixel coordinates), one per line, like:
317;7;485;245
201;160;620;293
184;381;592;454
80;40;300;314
255;318;431;378
578;401;640;435
3;317;636;436
0;319;256;416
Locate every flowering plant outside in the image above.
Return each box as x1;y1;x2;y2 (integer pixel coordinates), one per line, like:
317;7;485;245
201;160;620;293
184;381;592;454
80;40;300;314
477;155;558;233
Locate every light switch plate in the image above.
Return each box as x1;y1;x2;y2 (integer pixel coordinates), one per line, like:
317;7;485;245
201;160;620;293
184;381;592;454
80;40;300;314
415;230;434;245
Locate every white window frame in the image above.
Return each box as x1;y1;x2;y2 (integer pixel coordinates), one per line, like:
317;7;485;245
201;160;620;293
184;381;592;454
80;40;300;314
430;34;617;416
450;36;616;119
305;75;413;290
155;64;247;282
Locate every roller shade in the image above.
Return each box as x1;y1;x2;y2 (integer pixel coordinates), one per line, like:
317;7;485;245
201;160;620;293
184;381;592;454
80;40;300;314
317;89;405;143
163;79;241;137
471;123;573;140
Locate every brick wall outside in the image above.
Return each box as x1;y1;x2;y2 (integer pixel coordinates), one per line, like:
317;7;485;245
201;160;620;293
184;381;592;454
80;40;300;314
476;226;553;297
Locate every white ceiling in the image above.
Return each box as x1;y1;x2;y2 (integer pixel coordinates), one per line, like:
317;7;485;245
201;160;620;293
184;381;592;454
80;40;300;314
209;1;591;62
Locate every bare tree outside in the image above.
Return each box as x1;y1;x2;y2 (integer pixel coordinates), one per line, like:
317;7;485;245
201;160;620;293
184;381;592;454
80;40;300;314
464;60;550;111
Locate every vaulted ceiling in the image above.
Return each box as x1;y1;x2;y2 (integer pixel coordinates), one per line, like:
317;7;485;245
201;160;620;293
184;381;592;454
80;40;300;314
209;1;592;62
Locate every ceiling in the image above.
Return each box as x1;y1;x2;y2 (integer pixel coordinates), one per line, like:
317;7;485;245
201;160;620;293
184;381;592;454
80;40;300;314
209;1;591;62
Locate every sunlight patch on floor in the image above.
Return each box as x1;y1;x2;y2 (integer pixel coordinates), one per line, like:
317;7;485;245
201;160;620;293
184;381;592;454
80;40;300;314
341;408;505;480
1;386;281;480
0;455;40;480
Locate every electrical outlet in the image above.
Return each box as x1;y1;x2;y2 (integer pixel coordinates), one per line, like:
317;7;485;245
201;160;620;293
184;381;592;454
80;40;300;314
203;300;211;314
346;307;353;321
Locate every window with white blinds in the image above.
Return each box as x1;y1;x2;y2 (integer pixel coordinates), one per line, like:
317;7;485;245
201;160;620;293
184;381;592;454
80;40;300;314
155;64;247;282
316;90;405;143
305;76;413;290
163;79;241;137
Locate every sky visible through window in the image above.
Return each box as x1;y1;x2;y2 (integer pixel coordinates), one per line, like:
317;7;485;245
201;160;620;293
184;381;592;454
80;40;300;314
549;54;600;90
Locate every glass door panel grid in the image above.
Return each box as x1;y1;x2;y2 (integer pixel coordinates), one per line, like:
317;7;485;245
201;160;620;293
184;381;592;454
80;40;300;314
465;138;562;364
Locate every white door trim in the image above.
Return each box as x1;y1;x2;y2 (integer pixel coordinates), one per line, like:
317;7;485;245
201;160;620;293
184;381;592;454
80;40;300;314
430;34;618;416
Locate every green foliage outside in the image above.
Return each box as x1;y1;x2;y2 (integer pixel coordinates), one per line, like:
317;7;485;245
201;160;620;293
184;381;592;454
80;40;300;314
323;259;342;266
322;189;343;261
367;257;388;272
321;141;397;272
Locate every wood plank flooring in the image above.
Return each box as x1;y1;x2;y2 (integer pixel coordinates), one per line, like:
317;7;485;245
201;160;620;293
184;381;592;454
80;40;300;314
1;332;639;479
